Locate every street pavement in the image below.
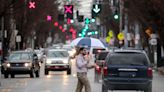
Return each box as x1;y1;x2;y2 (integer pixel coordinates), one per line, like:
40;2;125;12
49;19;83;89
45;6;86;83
0;61;164;92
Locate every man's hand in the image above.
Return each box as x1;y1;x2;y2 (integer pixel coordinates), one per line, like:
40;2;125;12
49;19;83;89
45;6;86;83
87;63;97;69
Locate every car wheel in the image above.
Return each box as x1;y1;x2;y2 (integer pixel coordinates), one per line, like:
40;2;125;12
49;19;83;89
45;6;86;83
4;72;9;78
45;69;48;75
35;70;40;78
67;68;71;75
144;83;152;92
1;66;4;74
11;74;15;78
102;84;108;92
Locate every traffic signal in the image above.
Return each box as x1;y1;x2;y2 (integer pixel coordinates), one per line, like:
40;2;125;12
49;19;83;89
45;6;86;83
64;5;74;19
29;1;36;9
114;10;119;20
85;18;90;24
58;14;64;22
47;15;52;21
92;4;102;18
54;22;59;27
77;15;84;22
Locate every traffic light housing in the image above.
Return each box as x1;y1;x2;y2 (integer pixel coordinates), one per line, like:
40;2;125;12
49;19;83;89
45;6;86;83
85;18;90;24
64;5;74;19
78;15;84;22
92;4;102;18
113;10;119;20
58;14;64;21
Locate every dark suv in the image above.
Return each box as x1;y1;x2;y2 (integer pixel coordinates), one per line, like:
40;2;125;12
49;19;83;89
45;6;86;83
1;51;40;78
102;49;153;92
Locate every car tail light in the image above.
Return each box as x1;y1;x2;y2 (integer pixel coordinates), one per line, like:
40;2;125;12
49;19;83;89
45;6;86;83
103;66;108;76
147;67;152;77
95;65;101;74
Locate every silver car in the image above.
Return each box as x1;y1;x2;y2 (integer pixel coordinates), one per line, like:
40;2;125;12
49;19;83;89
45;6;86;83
44;49;71;75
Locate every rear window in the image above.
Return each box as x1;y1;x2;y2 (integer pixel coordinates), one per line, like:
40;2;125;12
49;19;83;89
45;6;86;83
97;52;109;60
107;52;148;66
47;50;69;58
92;48;106;54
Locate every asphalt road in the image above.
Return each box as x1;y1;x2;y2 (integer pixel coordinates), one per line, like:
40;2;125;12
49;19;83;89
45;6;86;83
0;61;164;92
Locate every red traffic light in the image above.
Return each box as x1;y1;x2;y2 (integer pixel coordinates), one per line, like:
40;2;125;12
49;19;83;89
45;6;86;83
29;1;36;9
59;25;63;30
54;22;58;27
64;5;73;14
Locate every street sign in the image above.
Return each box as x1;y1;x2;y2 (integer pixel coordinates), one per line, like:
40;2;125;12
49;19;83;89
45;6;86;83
150;38;157;45
150;34;157;39
117;32;124;40
106;36;110;43
127;33;131;41
16;35;21;42
108;30;113;38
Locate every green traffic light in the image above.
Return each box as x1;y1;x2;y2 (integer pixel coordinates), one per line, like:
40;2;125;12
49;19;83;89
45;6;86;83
114;14;119;19
91;18;96;23
85;25;89;30
85;18;90;24
79;33;82;36
95;31;98;34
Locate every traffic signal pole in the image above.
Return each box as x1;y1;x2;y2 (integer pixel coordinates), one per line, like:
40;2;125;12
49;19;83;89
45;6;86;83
119;0;123;33
119;0;128;48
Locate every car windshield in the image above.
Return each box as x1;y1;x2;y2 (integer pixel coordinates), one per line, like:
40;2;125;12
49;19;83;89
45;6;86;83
9;52;32;61
108;52;148;66
47;50;69;58
92;48;106;54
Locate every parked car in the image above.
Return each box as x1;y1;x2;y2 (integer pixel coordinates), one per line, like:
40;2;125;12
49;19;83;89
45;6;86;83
102;49;153;92
1;50;40;78
94;51;109;82
44;49;71;75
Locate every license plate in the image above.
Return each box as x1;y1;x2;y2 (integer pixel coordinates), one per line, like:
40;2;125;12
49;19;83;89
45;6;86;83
55;66;59;69
119;72;136;77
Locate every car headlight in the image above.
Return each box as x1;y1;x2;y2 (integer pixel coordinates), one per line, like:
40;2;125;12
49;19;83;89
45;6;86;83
46;60;52;64
7;63;10;67
24;63;31;67
63;60;68;64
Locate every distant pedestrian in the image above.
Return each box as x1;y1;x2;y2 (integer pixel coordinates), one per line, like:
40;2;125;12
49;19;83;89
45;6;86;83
75;47;95;92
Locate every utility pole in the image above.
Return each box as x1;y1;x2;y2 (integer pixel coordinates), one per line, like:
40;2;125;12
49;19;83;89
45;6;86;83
1;17;4;59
